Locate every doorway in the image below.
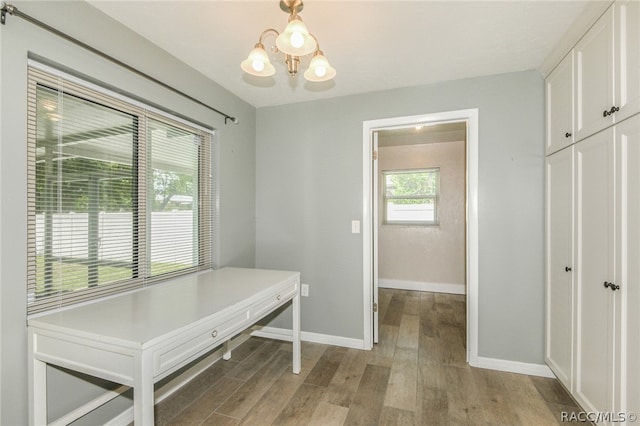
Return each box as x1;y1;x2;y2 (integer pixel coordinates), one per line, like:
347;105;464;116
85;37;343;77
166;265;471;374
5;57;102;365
362;109;479;366
376;123;466;295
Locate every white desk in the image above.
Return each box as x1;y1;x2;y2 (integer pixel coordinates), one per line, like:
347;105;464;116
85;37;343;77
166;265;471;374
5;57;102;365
27;267;301;425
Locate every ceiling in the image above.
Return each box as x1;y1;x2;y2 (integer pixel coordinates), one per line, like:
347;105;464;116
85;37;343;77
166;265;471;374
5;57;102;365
87;0;592;108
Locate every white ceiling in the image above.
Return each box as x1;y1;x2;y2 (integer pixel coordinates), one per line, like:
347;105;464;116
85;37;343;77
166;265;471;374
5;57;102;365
88;0;592;108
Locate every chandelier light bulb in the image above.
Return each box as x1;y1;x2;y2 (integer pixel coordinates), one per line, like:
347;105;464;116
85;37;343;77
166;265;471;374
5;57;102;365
240;44;276;77
304;51;336;82
252;60;265;72
276;18;316;56
290;31;305;49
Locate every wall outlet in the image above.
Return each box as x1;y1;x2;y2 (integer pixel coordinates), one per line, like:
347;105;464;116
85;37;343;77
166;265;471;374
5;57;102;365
301;283;309;297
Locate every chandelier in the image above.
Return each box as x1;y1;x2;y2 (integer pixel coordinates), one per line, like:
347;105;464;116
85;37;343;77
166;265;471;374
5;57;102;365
241;0;336;82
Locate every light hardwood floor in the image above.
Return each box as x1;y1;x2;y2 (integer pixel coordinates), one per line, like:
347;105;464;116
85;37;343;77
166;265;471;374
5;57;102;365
155;289;581;425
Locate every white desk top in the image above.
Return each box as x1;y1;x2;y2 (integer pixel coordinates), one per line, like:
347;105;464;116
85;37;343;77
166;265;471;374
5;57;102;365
28;267;299;348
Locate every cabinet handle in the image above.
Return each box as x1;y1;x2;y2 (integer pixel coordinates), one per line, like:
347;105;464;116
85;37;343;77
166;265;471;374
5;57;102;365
603;106;620;117
565;132;572;138
603;281;621;291
211;330;218;338
565;266;572;272
277;295;282;301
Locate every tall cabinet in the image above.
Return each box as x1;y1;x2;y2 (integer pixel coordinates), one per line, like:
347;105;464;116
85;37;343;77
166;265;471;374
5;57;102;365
574;128;616;413
545;0;639;422
545;146;574;389
615;117;640;417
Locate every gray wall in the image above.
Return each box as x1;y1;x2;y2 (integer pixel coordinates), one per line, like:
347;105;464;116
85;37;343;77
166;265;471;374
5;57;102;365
0;1;256;424
256;70;545;364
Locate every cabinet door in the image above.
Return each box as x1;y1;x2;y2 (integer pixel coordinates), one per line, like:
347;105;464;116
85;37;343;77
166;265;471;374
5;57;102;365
546;53;574;155
575;7;614;141
615;0;640;123
545;147;574;389
615;115;640;417
574;128;615;413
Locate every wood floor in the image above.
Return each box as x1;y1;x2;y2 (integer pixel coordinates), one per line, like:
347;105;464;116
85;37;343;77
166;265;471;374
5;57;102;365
155;289;581;425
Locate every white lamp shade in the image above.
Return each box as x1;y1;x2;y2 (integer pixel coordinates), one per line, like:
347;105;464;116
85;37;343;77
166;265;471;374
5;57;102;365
275;18;317;56
303;52;336;82
240;46;276;77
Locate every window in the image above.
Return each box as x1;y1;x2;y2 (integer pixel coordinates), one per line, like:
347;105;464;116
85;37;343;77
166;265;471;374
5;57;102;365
27;65;214;314
383;168;439;225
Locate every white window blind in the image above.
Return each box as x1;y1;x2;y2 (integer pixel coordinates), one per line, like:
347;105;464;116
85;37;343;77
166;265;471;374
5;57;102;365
27;66;214;315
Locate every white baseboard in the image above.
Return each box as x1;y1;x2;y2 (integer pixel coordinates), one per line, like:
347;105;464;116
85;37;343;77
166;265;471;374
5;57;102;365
474;356;556;378
379;278;466;295
250;326;366;350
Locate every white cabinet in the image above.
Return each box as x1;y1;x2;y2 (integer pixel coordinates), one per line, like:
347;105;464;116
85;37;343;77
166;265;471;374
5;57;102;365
546;115;640;422
574;2;640;142
574;7;615;141
615;115;640;418
573;128;616;414
545;147;574;389
546;53;574;155
615;0;640;124
546;2;639;420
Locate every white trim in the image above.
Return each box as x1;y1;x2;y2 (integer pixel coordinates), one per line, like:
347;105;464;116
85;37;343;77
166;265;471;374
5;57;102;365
362;109;479;367
476;356;556;378
379;278;466;295
363;128;374;350
250;326;366;350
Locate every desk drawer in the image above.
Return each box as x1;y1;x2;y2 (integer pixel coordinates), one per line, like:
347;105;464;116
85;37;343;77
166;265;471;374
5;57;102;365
252;281;298;320
154;309;250;376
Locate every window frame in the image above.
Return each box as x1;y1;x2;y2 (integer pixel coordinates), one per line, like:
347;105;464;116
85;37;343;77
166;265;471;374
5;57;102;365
27;62;216;315
382;167;440;226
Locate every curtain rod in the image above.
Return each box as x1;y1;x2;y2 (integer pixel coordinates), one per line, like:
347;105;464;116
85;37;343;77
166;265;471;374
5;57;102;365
1;2;239;125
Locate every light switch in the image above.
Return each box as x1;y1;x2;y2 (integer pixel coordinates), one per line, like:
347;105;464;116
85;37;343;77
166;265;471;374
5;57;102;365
351;220;361;234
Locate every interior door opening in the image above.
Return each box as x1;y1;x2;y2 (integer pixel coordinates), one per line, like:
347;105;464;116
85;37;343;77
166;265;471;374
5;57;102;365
362;109;479;365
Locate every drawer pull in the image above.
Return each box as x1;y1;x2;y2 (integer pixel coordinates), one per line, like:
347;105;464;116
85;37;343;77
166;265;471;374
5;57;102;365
277;295;282;301
211;330;218;338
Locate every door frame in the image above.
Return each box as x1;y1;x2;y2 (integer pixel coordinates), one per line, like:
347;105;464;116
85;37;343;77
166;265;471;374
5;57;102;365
362;108;479;366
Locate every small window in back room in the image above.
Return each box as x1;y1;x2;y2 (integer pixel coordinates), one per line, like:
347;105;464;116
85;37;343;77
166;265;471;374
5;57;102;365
383;168;440;225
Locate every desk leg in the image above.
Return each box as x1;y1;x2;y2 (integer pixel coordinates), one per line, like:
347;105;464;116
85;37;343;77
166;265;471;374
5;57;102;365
133;353;154;425
292;291;301;374
28;330;47;426
30;358;47;425
223;340;232;360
